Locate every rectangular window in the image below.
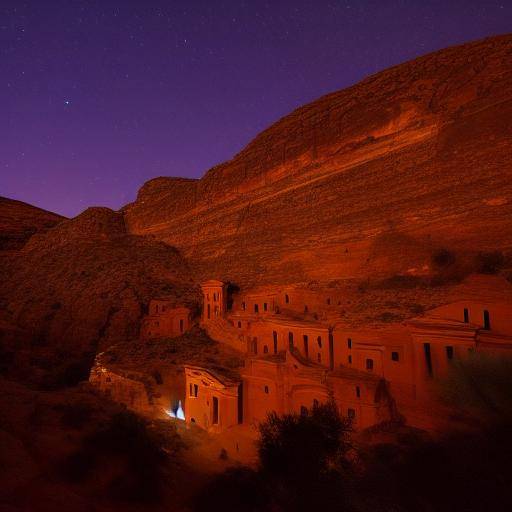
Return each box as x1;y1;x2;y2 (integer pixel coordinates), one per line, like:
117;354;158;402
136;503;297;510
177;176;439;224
366;358;374;371
446;346;454;360
273;331;278;354
347;338;352;349
254;304;259;313
288;332;294;349
348;355;352;364
356;386;360;398
263;302;268;311
193;384;198;397
424;343;433;377
483;310;491;330
391;351;399;362
212;396;219;424
463;308;469;323
180;319;184;333
303;335;309;357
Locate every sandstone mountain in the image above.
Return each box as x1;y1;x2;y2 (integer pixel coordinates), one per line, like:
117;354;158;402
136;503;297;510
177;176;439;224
0;197;64;251
0;207;197;387
124;35;512;287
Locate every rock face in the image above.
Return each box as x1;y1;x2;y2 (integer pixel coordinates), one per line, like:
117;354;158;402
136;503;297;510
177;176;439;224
0;197;64;251
124;35;512;286
0;207;198;386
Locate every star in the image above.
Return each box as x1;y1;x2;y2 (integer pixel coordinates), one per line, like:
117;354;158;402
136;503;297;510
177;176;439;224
64;100;70;105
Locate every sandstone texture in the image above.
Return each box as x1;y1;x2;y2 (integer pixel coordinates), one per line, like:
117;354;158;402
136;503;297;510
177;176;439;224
124;35;512;287
0;207;198;386
0;197;64;251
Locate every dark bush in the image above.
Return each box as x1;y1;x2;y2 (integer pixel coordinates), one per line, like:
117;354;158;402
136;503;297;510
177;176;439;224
257;401;352;511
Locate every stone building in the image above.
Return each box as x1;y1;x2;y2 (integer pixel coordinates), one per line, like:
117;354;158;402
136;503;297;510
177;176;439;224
140;299;191;339
185;277;512;433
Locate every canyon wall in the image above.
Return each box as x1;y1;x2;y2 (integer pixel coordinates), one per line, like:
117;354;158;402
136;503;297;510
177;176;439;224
124;35;512;287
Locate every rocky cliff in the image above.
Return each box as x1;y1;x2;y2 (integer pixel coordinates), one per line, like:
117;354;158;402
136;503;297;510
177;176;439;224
124;35;512;287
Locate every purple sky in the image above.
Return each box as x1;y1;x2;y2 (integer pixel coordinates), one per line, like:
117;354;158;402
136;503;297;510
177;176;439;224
2;1;511;217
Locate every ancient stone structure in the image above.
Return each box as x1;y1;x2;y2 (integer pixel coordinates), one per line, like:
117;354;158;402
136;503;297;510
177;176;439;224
183;277;512;432
184;365;241;433
140;299;191;339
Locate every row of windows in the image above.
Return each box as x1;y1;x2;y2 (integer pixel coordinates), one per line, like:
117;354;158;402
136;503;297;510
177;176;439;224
300;403;356;420
423;343;457;376
463;308;491;330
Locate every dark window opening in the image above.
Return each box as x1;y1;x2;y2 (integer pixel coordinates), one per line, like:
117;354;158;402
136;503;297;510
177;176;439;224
366;358;374;371
273;331;278;354
424;343;433;377
285;294;289;304
252;339;258;354
193;384;198;397
446;346;454;360
483;310;491;330
348;355;352;364
212;396;219;424
327;298;331;305
288;332;294;349
264;385;269;394
317;336;322;348
303;335;309;357
207;304;211;320
237;321;242;328
348;408;356;420
391;351;399;362
263;345;269;354
242;301;246;311
304;305;309;313
238;383;243;424
180;319;184;333
348;338;352;349
356;386;360;398
254;304;259;313
264;302;268;311
463;308;469;323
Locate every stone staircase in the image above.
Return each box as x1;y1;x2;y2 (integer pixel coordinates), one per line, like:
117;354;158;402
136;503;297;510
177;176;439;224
203;317;248;353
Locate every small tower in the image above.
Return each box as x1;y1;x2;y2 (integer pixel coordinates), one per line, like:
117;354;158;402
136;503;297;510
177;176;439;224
201;280;227;322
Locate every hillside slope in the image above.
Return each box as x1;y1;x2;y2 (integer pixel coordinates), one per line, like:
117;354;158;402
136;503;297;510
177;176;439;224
124;35;512;286
0;207;198;386
0;197;65;251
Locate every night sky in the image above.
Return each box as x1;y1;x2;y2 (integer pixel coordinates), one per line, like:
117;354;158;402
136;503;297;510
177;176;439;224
2;1;511;217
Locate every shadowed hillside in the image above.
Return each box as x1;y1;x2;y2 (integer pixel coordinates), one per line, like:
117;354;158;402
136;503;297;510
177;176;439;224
0;197;65;251
0;207;198;387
